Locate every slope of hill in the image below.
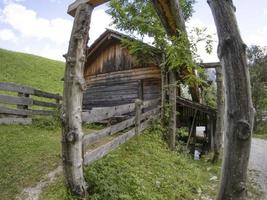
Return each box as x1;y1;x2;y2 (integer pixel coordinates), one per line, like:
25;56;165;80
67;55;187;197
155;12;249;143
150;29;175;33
0;48;65;94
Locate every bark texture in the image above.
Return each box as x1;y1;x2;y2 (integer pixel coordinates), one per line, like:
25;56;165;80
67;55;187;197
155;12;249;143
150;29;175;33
61;3;93;197
212;65;224;163
168;70;176;150
208;0;255;199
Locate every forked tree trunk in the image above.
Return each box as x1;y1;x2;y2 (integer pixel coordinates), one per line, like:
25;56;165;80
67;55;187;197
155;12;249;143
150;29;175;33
208;1;255;199
212;65;224;163
61;3;93;197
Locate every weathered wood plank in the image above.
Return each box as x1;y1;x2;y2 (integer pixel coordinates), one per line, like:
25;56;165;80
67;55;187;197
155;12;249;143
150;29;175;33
34;89;62;100
140;106;161;121
83;117;135;146
0;82;34;94
0;94;33;106
0;117;32;125
82;102;136;123
33;100;60;108
68;0;109;16
82;99;160;123
83;113;159;166
0;82;62;100
0;107;54;116
176;96;216;115
142;98;160;109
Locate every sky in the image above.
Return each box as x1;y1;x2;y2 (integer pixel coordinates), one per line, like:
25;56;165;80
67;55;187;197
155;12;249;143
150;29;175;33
0;0;266;62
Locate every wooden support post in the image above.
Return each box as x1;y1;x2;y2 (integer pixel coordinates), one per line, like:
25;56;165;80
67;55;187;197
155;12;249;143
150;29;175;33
135;99;142;134
17;92;29;118
168;70;176;150
161;54;167;120
61;3;93;198
186;109;198;149
56;93;60;106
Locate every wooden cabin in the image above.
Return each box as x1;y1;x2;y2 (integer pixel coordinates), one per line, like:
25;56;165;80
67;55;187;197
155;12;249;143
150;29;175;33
83;29;162;110
82;29;218;151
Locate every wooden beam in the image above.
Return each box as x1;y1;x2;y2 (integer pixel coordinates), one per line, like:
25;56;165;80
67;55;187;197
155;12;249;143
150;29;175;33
83;118;151;166
0;94;33;106
200;62;221;69
0;117;32;125
83;116;135;146
68;0;109;17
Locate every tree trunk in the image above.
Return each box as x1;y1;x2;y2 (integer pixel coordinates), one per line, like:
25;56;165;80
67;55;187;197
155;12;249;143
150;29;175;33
168;70;176;150
61;3;93;197
212;65;224;163
208;1;255;199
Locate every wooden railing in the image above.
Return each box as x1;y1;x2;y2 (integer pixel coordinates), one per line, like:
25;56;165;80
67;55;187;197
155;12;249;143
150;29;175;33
0;82;62;125
81;98;161;166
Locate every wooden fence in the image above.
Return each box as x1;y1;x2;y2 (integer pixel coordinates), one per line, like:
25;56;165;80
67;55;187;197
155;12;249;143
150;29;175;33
0;82;62;125
81;98;161;166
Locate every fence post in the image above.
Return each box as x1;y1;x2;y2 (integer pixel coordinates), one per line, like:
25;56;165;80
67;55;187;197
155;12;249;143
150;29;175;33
17;92;29;118
135;99;142;134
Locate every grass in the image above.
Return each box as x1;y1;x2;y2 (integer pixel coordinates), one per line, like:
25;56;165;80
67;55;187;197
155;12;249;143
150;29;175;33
41;128;221;200
0;117;61;200
0;48;64;94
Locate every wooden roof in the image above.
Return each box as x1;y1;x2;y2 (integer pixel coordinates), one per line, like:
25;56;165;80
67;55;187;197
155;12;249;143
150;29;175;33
86;29;161;61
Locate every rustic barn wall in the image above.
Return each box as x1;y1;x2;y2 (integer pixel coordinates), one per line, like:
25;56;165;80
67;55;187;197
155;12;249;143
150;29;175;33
84;40;158;77
83;66;161;110
82;34;162;110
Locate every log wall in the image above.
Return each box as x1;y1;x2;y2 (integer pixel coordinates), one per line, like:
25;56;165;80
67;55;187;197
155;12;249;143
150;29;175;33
83;39;162;110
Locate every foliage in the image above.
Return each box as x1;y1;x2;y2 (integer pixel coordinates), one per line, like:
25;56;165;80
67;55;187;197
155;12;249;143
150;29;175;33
247;45;267;127
41;129;220;200
0;48;64;94
107;0;213;91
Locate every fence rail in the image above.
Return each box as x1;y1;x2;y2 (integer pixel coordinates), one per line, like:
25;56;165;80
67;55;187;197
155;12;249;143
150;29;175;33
0;82;62;125
82;98;161;166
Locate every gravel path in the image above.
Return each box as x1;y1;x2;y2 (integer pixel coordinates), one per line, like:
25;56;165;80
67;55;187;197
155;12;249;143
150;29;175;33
249;138;267;199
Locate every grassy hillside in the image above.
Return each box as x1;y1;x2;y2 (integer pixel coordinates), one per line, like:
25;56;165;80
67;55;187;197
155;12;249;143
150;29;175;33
0;48;65;94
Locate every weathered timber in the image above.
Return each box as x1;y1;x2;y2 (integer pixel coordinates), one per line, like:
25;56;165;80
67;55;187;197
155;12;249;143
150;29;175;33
142;98;160;109
141;106;161;121
186;110;198;148
68;0;108;16
83;103;161;147
177;96;216;116
17;92;29;117
200;62;221;69
82;102;135;123
82;99;159;123
0;82;62;100
0;82;34;94
208;0;255;199
86;71;160;86
33;99;59;108
34;89;62;100
135;99;142;134
213;65;224;163
83;116;156;166
61;3;93;197
168;71;176;150
0;117;32;125
0;94;33;106
0;107;53;116
83;117;135;146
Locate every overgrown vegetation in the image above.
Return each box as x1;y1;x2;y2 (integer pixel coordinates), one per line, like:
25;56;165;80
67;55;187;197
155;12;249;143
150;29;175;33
41;125;221;200
107;0;213;92
247;45;267;138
